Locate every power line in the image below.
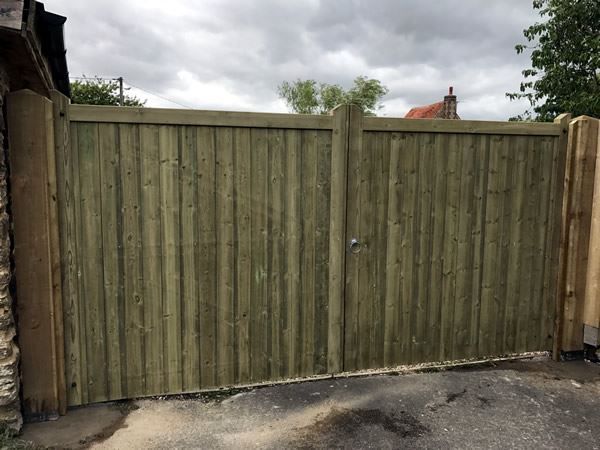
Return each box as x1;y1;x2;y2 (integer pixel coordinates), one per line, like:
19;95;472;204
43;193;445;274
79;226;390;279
124;81;194;109
69;75;195;109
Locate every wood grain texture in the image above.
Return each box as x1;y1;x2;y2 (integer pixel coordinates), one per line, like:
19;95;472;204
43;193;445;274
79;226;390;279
7;90;65;416
58;104;566;406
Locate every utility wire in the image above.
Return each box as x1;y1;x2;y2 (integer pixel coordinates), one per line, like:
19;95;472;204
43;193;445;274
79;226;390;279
124;81;194;109
69;76;195;109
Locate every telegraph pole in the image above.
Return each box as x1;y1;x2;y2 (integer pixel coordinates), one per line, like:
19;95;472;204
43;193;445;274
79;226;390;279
117;76;124;106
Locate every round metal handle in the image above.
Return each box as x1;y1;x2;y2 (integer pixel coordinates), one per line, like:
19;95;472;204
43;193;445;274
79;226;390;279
349;238;362;254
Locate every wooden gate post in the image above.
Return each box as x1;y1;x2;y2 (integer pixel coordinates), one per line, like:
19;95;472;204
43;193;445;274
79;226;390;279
554;115;598;359
6;89;66;418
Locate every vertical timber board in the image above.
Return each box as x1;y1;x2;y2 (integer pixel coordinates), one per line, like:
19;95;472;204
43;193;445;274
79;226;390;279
285;129;302;377
215;127;235;386
159;126;182;393
327;105;349;373
584;119;600;333
119;123;145;397
249;128;268;382
77;122;108;402
197;126;217;389
180;126;200;391
6;90;64;416
233;128;251;384
139;124;164;395
343;105;363;371
556;117;596;354
49;91;69;413
300;129;317;376
98;122;124;399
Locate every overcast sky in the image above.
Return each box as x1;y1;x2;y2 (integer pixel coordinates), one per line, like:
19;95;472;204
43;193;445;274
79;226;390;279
45;0;539;120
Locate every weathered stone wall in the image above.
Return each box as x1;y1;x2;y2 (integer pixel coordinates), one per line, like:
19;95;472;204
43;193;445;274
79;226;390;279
0;61;22;431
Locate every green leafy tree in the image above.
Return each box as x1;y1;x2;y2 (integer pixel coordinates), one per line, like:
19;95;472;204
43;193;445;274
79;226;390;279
278;76;388;115
70;77;146;106
507;0;600;121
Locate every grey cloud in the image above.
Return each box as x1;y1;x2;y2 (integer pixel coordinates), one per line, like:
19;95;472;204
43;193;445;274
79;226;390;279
46;0;538;119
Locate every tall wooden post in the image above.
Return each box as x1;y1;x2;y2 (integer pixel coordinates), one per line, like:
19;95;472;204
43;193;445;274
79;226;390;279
554;115;598;359
6;89;66;418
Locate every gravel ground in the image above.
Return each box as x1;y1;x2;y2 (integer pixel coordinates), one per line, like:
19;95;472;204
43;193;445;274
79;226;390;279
23;358;600;449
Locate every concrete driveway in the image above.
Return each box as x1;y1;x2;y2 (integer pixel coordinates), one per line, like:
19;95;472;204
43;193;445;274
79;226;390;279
23;358;600;449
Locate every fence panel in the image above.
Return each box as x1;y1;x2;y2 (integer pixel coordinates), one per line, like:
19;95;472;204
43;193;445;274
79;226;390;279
60;106;346;405
57;103;569;406
343;109;566;371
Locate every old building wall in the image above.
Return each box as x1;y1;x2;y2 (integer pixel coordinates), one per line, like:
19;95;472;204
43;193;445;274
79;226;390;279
0;61;22;431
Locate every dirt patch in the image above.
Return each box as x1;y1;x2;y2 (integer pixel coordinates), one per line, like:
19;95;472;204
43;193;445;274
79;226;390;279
445;388;467;403
293;407;428;447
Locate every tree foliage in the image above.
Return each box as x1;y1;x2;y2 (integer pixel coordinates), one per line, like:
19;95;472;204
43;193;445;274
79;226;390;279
507;0;600;121
278;76;388;115
70;77;146;107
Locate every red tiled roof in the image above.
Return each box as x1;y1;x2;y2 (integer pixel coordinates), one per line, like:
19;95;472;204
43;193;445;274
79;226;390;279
404;101;443;118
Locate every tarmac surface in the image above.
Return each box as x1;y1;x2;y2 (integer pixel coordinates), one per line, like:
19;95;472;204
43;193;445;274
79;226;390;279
22;357;600;449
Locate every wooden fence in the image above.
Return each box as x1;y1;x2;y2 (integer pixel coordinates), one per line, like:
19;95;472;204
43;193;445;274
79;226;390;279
7;90;576;416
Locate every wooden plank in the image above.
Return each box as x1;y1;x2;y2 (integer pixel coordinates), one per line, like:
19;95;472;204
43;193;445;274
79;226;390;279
398;132;418;363
383;132;403;366
343;106;363;371
77;122;109;402
544;135;564;351
7;90;65;416
467;134;489;358
413;133;433;362
233;128;252;384
49;90;69;414
315;130;333;374
519;137;541;352
502;136;528;354
70;122;88;405
478;135;504;357
451;134;477;360
439;134;461;361
139;124;164;395
363;116;561;136
119;123;145;397
425;133;449;362
584;119;600;331
180;126;200;391
300;129;318;375
158;126;182;393
249;128;268;382
552;113;575;358
97;122;124;400
69;104;334;130
52;92;83;407
197;126;217;389
529;136;554;350
215;127;235;386
284;129;302;377
327;105;349;373
268;128;284;379
558;117;597;352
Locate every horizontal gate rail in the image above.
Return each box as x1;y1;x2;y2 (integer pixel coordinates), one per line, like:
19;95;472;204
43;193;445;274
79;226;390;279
70;105;335;130
363;116;561;136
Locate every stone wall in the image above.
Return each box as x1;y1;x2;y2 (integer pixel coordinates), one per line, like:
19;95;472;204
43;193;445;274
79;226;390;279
0;61;22;431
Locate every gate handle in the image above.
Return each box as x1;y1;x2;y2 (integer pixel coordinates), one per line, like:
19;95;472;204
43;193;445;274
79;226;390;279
349;238;362;254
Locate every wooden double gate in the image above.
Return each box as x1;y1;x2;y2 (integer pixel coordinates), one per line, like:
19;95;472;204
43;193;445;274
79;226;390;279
54;101;567;406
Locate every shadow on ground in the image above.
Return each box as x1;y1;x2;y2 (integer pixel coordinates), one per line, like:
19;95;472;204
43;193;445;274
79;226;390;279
22;357;600;449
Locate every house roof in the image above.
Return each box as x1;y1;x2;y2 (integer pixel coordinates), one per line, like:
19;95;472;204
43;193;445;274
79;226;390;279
404;101;444;119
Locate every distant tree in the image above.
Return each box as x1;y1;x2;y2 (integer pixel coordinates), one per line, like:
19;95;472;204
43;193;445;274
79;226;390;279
507;0;600;121
70;77;146;107
278;76;388;115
